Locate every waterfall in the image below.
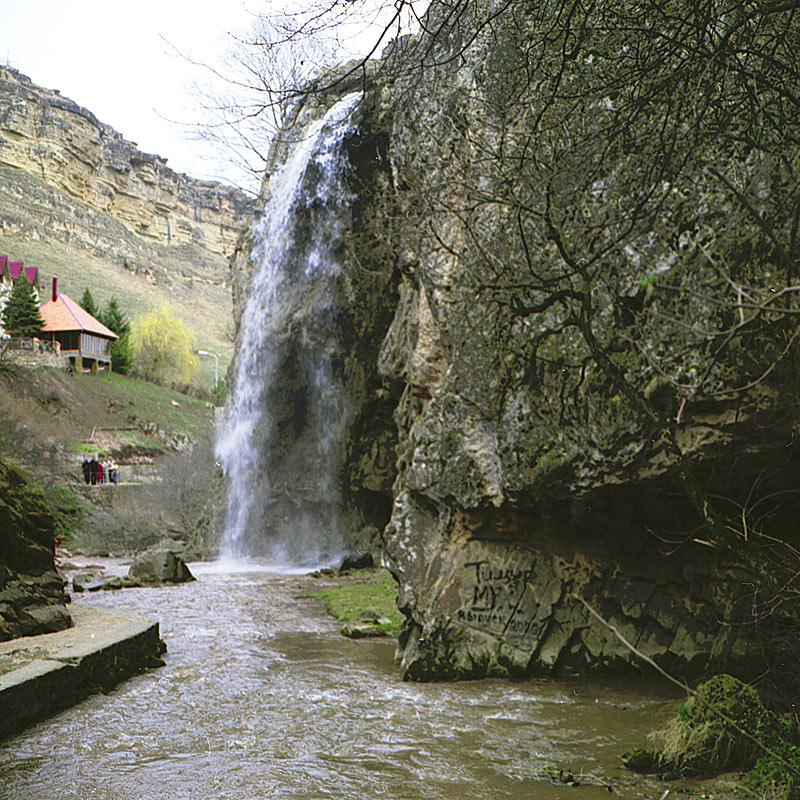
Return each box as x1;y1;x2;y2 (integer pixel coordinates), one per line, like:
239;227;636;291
216;92;362;565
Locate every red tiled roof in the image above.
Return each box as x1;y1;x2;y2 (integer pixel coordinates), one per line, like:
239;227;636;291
40;293;118;339
24;266;38;284
8;261;23;279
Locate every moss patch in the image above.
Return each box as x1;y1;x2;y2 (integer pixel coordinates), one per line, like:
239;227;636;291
309;569;403;634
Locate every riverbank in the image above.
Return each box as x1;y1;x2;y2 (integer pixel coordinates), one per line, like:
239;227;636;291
0;604;164;740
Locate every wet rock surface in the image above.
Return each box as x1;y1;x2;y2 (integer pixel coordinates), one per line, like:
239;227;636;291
340;610;392;638
128;550;195;585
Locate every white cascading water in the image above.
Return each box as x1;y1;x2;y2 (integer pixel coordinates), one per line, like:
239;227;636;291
216;92;362;565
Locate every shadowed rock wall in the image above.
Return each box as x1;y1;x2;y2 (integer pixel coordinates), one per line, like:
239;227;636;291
362;2;800;683
0;458;71;640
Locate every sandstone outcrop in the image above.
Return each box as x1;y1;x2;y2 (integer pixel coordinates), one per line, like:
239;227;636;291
0;457;72;640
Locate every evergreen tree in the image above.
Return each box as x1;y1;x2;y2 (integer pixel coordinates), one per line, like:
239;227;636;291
100;296;132;374
100;296;130;337
79;287;99;319
1;278;44;336
109;336;133;374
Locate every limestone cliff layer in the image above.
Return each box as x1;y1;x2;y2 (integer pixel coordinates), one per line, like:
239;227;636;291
0;66;251;261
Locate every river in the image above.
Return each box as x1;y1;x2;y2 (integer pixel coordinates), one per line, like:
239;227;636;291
0;561;678;799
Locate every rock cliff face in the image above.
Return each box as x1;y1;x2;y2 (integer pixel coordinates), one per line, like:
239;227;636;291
0;458;72;640
230;2;800;685
0;66;250;264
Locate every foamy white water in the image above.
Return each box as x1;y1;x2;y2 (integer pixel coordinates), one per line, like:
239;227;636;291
216;92;362;565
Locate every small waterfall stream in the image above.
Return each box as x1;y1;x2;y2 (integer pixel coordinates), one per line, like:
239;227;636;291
216;92;362;565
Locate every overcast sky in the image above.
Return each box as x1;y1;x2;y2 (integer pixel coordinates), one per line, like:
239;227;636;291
2;0;266;187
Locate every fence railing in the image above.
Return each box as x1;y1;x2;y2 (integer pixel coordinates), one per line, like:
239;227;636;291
3;336;61;354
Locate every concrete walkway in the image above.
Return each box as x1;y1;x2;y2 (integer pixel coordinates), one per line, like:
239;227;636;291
0;605;163;740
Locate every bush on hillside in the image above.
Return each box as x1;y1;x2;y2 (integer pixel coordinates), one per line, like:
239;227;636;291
130;304;197;385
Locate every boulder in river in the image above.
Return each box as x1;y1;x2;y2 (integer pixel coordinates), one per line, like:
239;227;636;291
340;610;392;638
128;550;195;585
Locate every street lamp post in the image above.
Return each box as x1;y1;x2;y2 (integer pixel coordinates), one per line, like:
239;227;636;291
197;349;232;386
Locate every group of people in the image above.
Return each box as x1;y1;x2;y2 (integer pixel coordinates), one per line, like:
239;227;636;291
81;454;119;485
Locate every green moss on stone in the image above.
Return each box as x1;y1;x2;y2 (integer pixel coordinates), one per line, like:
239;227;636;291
641;675;800;798
310;569;403;634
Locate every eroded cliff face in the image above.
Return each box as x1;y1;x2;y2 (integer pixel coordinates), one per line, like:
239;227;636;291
0;65;253;286
230;2;800;685
363;3;800;684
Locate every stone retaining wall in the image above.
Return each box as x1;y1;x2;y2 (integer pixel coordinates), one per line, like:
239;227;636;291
0;605;164;740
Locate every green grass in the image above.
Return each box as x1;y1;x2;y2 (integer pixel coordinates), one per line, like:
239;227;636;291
96;372;213;443
0;366;216;467
310;569;404;634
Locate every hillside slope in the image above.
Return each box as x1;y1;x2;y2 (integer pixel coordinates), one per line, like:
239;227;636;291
0;365;217;556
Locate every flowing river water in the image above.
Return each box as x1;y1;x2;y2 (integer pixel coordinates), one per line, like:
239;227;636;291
0;561;681;800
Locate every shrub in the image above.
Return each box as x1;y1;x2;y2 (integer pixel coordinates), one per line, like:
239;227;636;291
130;304;197;384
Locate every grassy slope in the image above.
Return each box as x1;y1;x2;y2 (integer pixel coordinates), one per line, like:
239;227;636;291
0;365;218;550
0;366;214;456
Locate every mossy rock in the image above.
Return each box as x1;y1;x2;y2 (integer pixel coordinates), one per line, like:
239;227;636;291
654;675;768;776
620;747;661;773
643;675;800;797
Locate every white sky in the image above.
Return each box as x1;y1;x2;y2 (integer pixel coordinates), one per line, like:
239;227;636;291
1;0;268;187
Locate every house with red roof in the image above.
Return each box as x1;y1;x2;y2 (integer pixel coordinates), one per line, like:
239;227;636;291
39;277;117;373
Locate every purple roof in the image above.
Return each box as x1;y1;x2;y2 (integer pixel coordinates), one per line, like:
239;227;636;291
1;257;40;284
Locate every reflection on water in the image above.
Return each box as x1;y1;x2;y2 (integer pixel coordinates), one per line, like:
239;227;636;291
0;562;678;799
